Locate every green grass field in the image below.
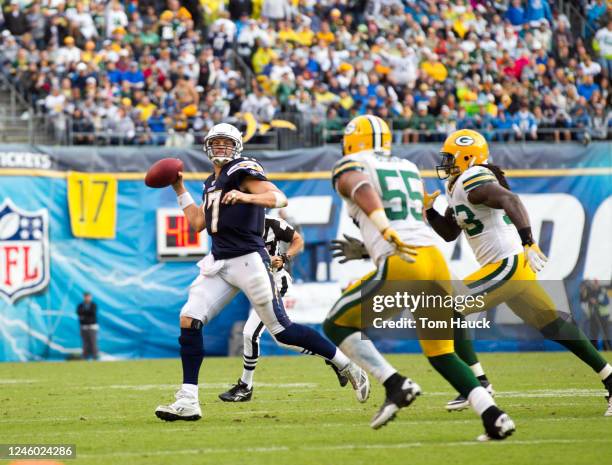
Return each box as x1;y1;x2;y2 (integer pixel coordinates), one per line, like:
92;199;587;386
1;352;611;465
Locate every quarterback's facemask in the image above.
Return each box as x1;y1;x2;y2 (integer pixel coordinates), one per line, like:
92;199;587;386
206;137;240;166
436;152;461;180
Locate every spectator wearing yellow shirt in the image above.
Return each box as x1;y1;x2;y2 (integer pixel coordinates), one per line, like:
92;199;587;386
421;53;448;82
295;24;315;47
80;41;99;65
316;21;335;44
252;41;278;74
277;21;297;44
135;96;157;122
313;82;338;105
338;90;354;115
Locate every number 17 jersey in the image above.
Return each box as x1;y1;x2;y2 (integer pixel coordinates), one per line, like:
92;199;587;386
446;165;522;266
332;152;434;267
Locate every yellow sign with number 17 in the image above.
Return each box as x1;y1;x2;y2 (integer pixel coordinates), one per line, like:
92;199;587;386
67;172;117;239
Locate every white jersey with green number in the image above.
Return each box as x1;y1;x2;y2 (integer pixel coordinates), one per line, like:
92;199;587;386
332;152;435;267
446;165;522;266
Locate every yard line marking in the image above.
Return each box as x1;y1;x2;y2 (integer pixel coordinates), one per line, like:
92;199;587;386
1;416;606;438
88;382;318;391
77;438;612;458
0;379;38;384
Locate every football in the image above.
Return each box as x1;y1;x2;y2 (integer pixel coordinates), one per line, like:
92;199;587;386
145;157;184;188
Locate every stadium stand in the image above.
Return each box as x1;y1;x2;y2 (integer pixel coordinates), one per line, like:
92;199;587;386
0;0;610;147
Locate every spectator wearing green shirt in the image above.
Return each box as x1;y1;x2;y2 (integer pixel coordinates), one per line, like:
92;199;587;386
407;102;436;143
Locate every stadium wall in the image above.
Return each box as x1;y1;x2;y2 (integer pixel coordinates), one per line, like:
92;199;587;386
0;142;610;362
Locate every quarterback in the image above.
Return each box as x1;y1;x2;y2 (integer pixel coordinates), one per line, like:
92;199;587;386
425;129;612;417
323;115;515;440
155;123;367;421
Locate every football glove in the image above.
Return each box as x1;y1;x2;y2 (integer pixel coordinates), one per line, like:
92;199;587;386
524;243;547;273
383;227;418;263
329;234;369;264
423;188;441;210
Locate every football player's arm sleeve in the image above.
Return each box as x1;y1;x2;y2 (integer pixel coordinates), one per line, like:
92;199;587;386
426;207;462;242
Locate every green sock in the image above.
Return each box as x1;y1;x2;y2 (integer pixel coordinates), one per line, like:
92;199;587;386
540;317;607;373
453;311;480;367
428;353;480;398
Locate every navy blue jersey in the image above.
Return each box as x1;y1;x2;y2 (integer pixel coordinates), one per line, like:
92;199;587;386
202;157;268;259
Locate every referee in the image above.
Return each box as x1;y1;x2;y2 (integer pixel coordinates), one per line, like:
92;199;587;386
219;214;348;402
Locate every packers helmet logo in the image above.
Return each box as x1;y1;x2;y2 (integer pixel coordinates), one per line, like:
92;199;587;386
344;122;356;135
455;135;475;146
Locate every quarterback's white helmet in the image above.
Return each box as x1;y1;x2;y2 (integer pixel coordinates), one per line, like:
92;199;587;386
203;123;243;166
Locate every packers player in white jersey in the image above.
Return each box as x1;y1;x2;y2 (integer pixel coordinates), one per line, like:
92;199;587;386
323;115;516;440
425;129;612;417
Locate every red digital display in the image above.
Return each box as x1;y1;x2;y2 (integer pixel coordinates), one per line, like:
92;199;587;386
156;208;208;261
165;215;200;248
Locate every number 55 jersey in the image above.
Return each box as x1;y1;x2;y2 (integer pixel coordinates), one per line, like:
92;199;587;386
445;165;522;266
332;152;435;267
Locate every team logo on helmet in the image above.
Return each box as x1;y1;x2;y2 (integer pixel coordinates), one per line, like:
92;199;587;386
455;135;475;146
344;122;356;135
0;199;50;303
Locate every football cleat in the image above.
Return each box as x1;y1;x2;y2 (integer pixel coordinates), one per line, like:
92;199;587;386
446;381;494;412
326;360;349;387
477;407;515;441
218;379;253;402
341;362;370;403
370;378;421;430
155;389;202;422
603;375;612;417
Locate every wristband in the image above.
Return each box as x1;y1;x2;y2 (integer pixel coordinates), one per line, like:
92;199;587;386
517;227;534;246
272;191;287;208
368;208;390;233
281;253;292;264
177;192;195;209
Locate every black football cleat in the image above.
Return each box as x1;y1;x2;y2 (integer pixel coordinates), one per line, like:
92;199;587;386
604;374;612;417
370;377;421;429
478;406;516;441
219;379;253;402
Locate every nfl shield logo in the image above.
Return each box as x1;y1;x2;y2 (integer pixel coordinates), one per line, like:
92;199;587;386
0;199;50;303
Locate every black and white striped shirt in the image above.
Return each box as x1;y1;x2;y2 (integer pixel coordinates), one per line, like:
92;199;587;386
263;216;295;259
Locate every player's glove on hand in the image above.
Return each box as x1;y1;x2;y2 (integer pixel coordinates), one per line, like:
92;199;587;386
524;243;548;273
383;227;418;263
329;234;369;263
423;189;440;210
518;227;547;273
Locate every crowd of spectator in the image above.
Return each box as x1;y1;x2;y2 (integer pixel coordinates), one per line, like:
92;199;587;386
0;0;610;146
